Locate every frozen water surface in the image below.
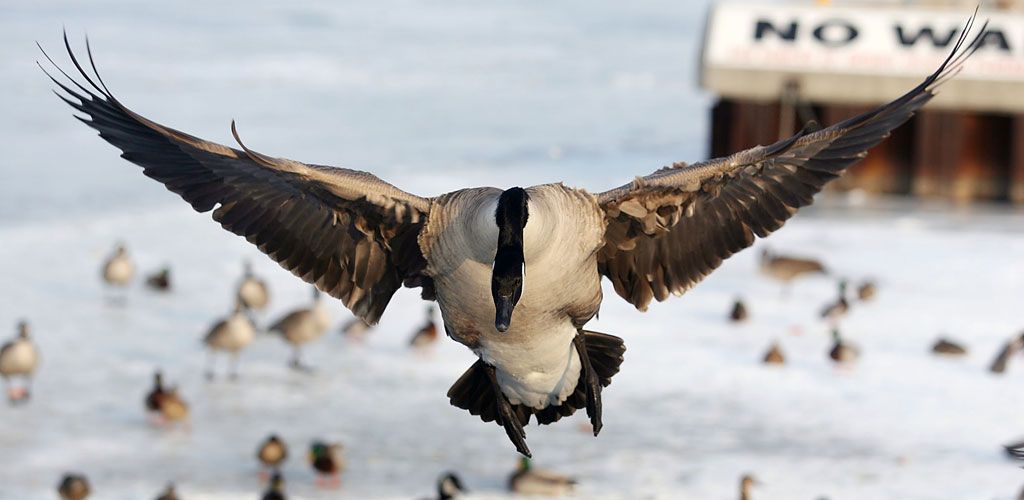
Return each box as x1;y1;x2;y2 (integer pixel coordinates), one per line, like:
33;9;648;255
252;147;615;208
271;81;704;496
2;1;1024;499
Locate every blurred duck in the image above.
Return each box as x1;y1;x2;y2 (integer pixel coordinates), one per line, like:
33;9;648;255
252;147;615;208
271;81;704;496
58;473;91;500
154;483;179;500
145;267;172;291
729;298;748;323
760;248;826;293
931;338;967;356
149;379;189;424
237;261;270;312
340;317;373;341
270;287;331;370
428;472;466;500
829;328;859;365
0;320;39;403
507;457;576;495
262;472;287;500
819;280;850;322
409;306;439;348
145;370;167;415
309;441;344;488
102;243;135;287
258;434;288;475
203;301;256;379
762;342;785;365
739;474;760;500
990;333;1024;374
856;280;877;301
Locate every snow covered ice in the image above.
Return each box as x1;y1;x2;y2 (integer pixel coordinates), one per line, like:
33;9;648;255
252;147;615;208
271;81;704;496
2;1;1024;498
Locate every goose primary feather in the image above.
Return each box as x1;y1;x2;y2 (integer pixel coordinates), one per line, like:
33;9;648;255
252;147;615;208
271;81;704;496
40;15;985;456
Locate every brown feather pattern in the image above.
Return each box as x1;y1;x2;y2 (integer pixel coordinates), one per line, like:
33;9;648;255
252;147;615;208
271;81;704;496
41;33;432;323
595;15;985;311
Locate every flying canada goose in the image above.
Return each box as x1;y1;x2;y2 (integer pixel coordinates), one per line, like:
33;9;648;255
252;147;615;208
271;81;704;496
820;280;850;322
410;306;439;348
203;301;256;379
729;297;748;323
42;21;984;456
508;457;576;495
739;474;759;500
931;338;967;356
58;473;91;500
990;334;1023;374
762;342;785;365
238;260;270;312
262;472;287;500
829;328;859;365
309;441;343;488
102;242;135;286
759;248;826;293
269;287;331;370
856;280;877;301
0;320;39;403
257;434;288;474
154;483;179;500
145;267;172;291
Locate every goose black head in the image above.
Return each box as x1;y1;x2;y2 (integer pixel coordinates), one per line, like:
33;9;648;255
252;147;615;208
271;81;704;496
492;187;529;333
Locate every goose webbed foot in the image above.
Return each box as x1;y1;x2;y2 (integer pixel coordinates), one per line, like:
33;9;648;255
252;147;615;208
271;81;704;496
483;363;531;457
574;332;603;436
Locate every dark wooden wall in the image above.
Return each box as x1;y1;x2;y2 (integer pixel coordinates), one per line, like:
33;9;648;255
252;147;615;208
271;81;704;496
709;98;1024;204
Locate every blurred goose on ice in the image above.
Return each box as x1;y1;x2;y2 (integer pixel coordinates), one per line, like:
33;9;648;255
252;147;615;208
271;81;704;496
238;260;270;312
856;279;877;301
203;300;256;379
0;320;39;403
931;337;967;356
409;306;439;348
145;266;172;291
58;473;91;500
820;280;850;323
102;242;135;287
340;316;372;340
728;297;748;323
829;328;859;365
147;374;189;424
42;21;985;456
262;472;287;500
429;472;466;500
270;286;331;370
990;333;1024;374
309;441;343;488
154;483;179;500
762;341;785;365
739;474;760;500
508;457;575;495
257;434;288;475
759;247;826;294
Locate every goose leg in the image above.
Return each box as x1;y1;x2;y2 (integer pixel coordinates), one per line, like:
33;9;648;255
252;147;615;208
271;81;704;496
204;351;216;381
573;332;603;436
483;363;531;457
289;346;303;370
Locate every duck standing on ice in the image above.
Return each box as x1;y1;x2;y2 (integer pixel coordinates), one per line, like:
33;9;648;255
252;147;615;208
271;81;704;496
41;17;984;456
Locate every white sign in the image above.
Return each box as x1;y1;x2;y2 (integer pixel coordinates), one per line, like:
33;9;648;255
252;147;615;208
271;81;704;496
704;4;1024;82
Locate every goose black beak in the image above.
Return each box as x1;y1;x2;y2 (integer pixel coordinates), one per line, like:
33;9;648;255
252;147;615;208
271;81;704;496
494;295;514;333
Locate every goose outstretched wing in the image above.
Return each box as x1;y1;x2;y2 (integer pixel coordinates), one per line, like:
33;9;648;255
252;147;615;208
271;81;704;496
42;34;431;323
596;16;984;311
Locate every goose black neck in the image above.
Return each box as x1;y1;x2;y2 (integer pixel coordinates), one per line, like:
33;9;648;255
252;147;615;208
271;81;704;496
492;187;529;333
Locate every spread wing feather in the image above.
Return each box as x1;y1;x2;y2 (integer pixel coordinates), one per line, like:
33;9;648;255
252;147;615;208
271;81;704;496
596;14;985;310
41;33;432;323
